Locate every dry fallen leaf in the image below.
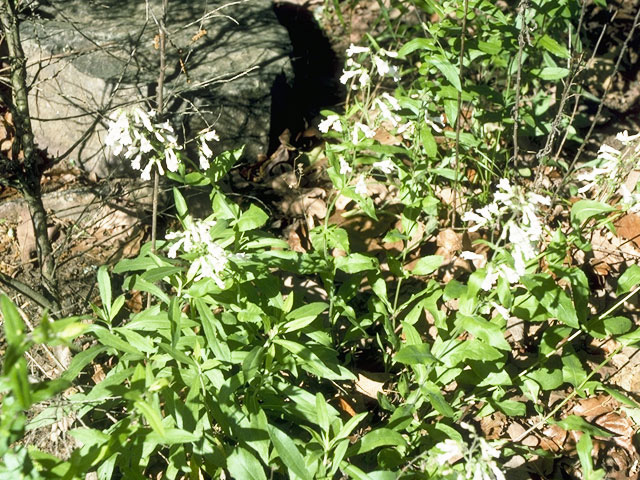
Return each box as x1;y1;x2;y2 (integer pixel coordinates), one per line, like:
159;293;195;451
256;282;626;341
615;213;640;248
354;371;389;399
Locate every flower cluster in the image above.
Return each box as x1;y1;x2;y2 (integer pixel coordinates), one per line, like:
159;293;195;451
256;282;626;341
432;423;505;480
165;218;228;288
105;108;181;181
197;129;220;170
340;44;399;90
576;130;640;211
462;179;550;289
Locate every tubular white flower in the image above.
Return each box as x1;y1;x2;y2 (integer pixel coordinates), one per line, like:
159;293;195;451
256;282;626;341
165;148;179;172
354;175;368;196
131;154;142;171
134;108;154;132
201;129;220;142
319;114;342;133
373;55;390;76
346;44;370;57
381;92;401;111
340;69;360;85
481;267;499;291
339;157;352;175
141;161;153;181
200;139;213;159
199;154;210;170
460;250;484;261
616;130;640;143
373;158;396;174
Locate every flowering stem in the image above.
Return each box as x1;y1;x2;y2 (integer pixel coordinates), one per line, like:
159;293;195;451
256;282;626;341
148;0;168;307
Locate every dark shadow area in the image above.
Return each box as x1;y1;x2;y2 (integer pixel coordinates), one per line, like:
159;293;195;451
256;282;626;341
271;1;345;152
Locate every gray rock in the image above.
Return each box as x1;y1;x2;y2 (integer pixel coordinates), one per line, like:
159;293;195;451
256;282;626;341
22;0;293;177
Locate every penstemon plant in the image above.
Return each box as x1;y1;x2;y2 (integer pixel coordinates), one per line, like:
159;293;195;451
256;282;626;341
5;0;640;478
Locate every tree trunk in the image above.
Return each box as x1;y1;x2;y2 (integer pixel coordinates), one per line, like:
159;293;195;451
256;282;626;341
0;0;60;313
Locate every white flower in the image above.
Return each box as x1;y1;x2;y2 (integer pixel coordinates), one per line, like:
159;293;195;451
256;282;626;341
381;92;400;111
354;175;368;196
165;148;179;172
166;219;229;287
131;154;142;171
462;211;489;232
141;161;153;181
199;154;210;170
154;131;165;143
460;250;484;261
352;122;376;143
499;264;520;284
201;129;220;142
160;121;174;133
318;114;342;133
373;55;390;76
140;135;153;153
338;157;352;175
133;108;153;132
379;48;398;58
200;139;213;159
358;69;371;87
434;439;463;464
346;44;370;57
373;97;401;127
527;192;551;206
616;130;640;144
340;68;360;85
481;267;499;291
373;158;396;174
491;302;510;319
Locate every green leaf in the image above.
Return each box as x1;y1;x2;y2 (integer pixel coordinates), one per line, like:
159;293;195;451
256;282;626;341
538;34;570;58
537;67;570;80
577;433;606;480
335;253;378;273
617;264;640;295
394;344;436;365
134;399;165;438
356;428;407;454
571;200;615;227
92;326;144;357
209;148;242;183
242;346;264;382
586;316;632;339
9;358;32;408
173;187;189;219
420;124;437;158
1;295;25;345
421;382;455;418
553;415;613;437
268;425;312;480
148;428;200;445
458;315;510;351
284;302;328;333
236;204;269;232
562;350;587;388
316;392;329;433
526;364;563;391
227;447;267;480
409;255;443;276
429;55;461;91
97;266;112;315
521;275;579;328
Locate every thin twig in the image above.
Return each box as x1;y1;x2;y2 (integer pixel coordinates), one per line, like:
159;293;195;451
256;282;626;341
451;0;469;227
511;0;530;168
